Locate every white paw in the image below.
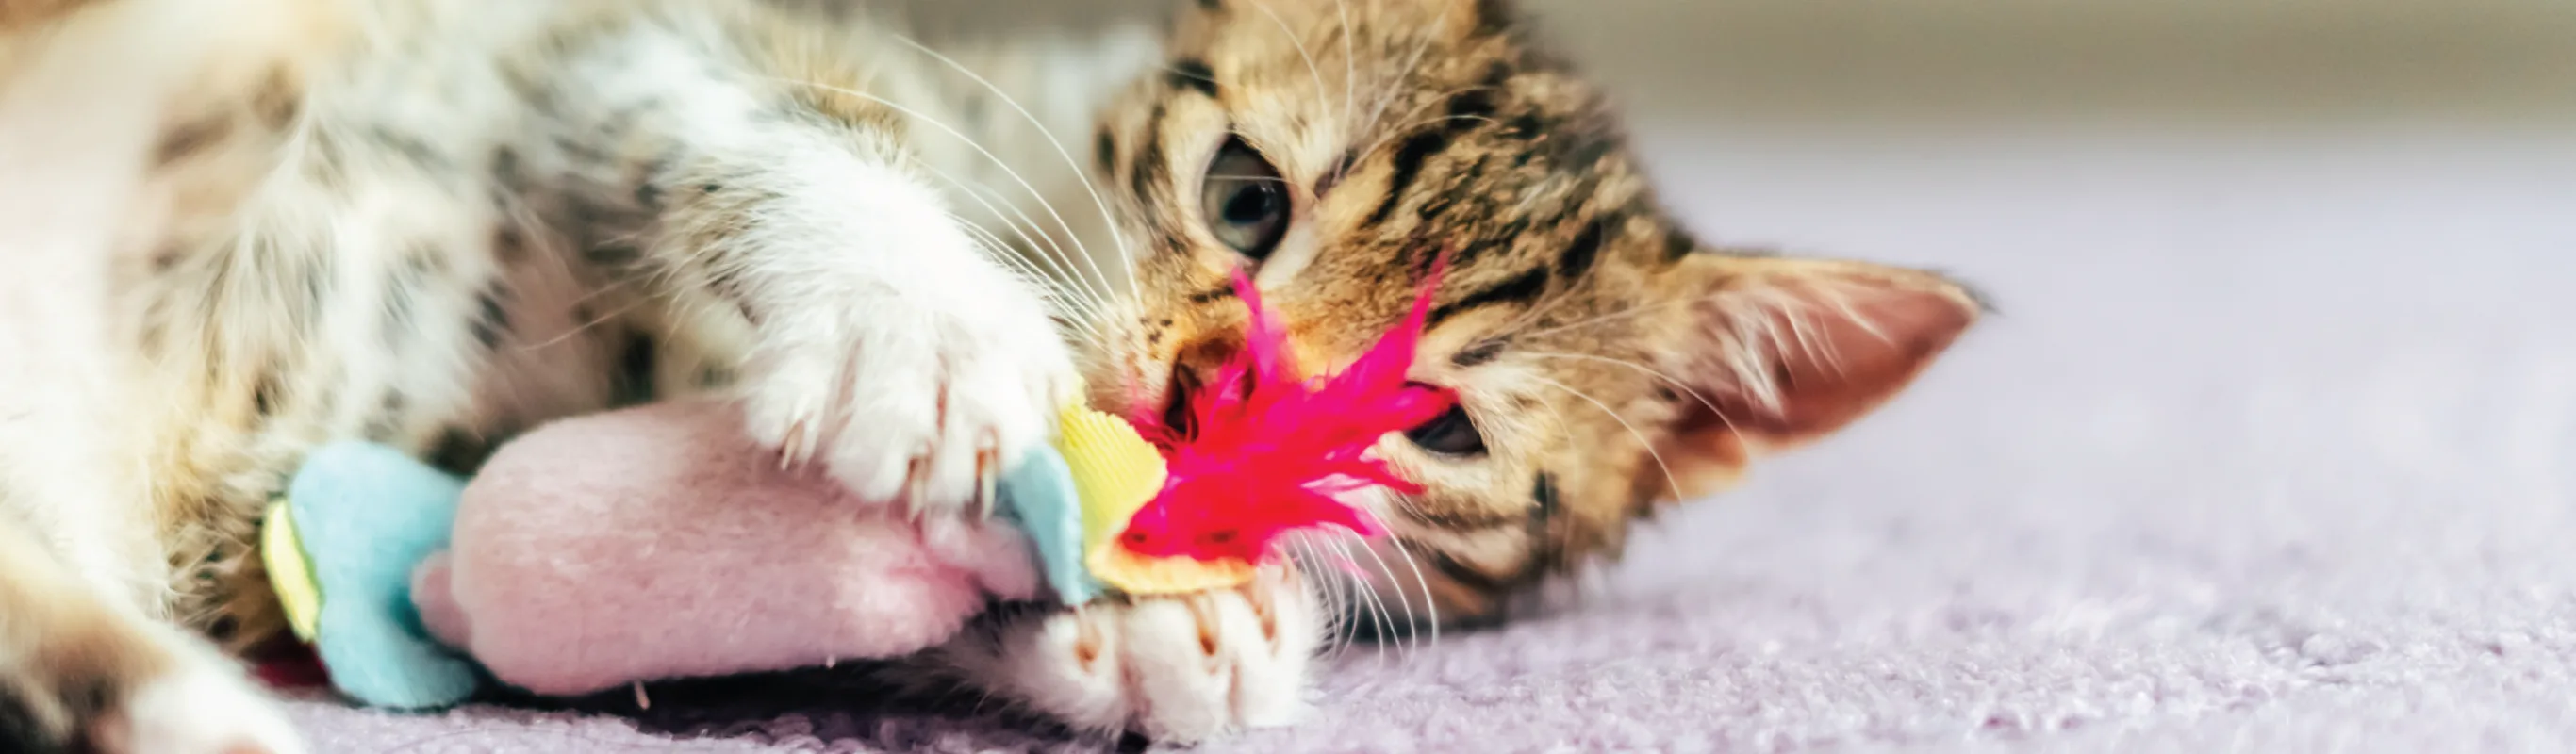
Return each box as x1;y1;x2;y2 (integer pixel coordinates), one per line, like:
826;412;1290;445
106;650;305;754
1;621;304;754
734;168;1078;516
948;567;1323;742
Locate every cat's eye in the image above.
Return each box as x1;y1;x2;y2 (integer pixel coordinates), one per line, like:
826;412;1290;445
1199;137;1291;259
1405;402;1487;457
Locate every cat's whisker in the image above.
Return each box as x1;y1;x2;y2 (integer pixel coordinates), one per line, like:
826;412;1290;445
1514;284;1789;342
1525;285;1882;418
1340;107;1504;191
1333;0;1359;178
1521;349;1754;467
1359;3;1452;146
911;166;1121;332
970;198;1118;332
764;77;1114;311
1384;533;1441;650
1155;62;1214;82
1528;374;1686;504
1512;283;1594;337
1280;540;1331;651
519;294;651;352
1314;537;1369;658
1328;535;1400;667
1343;531;1422;658
437;188;659;352
940;206;1038;275
946;211;1027;272
1346;111;1504;174
1515;301;1680;341
938;210;1112;342
882;34;1141;300
914;162;1118;325
1246;0;1337;133
1287;537;1360;660
1524;276;1876;345
913;160;1086;287
938;205;1110;339
937;166;1120;320
1301;533;1382;662
1483;289;1575;349
1516;351;1726;424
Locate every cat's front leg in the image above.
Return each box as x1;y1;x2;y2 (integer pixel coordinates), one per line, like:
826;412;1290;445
524;15;1081;517
662;145;1079;516
0;513;304;754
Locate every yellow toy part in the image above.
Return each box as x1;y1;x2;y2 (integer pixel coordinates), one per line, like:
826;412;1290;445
1089;545;1258;596
1050;403;1257;594
261;499;324;642
1054;404;1165;554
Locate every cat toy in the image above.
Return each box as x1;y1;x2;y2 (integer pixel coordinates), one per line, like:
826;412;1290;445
256;263;1448;708
1076;263;1452;594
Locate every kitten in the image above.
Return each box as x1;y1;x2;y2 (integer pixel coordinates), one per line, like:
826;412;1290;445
0;0;1980;749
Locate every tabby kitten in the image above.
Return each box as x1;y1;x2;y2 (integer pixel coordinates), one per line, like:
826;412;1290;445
0;0;1977;749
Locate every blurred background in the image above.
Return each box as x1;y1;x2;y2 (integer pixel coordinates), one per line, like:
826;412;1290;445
916;0;2576;127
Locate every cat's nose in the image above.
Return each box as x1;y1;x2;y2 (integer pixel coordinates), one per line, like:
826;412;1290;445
1160;336;1246;440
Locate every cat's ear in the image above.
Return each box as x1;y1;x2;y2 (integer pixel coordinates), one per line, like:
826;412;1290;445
1649;252;1984;499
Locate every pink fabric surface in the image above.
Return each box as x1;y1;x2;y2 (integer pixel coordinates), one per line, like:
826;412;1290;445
417;400;1038;697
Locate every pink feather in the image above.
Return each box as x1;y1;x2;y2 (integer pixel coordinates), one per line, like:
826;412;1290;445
1117;257;1454;564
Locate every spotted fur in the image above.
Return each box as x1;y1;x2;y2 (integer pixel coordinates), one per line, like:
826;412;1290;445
0;0;1978;748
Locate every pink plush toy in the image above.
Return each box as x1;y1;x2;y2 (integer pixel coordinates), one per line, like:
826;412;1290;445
414;400;1039;698
260;258;1444;708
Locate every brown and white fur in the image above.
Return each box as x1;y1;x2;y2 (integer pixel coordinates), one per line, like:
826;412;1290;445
0;0;1981;749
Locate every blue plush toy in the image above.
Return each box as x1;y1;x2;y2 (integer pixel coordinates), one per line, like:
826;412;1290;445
260;442;481;709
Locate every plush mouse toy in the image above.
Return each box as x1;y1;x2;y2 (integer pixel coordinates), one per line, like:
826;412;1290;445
259;261;1450;710
262;399;1082;708
418;399;1061;698
258;390;1254;709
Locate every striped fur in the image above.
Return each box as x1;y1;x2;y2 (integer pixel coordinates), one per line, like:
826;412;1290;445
0;0;1979;747
1098;0;1980;623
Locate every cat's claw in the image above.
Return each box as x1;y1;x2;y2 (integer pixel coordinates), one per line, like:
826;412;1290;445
732;172;1075;520
778;419;812;471
971;435;1001;520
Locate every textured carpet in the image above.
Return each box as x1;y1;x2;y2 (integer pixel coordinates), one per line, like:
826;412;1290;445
284;4;2576;751
284;124;2576;754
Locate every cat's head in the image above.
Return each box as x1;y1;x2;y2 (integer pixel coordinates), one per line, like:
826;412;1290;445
1079;0;1982;626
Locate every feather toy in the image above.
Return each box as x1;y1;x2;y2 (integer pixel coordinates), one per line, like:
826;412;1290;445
1098;259;1453;588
